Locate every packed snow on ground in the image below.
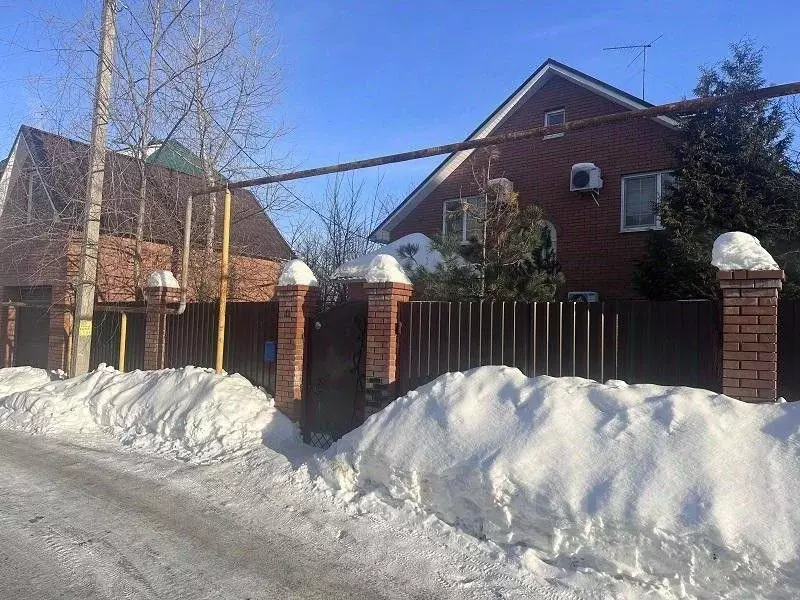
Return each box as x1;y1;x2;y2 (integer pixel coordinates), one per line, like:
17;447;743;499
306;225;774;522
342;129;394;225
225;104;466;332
278;259;319;286
711;231;779;271
0;366;53;396
332;232;444;280
0;365;297;462
363;254;412;284
146;269;180;288
320;366;800;598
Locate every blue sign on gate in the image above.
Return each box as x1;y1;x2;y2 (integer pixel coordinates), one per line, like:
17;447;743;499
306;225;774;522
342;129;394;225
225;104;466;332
264;340;277;363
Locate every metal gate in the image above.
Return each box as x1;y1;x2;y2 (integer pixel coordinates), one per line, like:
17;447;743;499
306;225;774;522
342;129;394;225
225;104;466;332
303;301;368;448
14;305;50;368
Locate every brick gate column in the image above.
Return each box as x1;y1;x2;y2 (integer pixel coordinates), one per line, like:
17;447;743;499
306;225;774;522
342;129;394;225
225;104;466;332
275;260;320;422
275;284;319;421
144;275;181;370
364;281;413;417
0;288;14;368
718;269;784;402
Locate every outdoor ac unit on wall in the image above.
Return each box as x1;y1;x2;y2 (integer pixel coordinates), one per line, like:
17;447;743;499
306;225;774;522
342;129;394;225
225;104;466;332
567;291;600;303
570;163;603;192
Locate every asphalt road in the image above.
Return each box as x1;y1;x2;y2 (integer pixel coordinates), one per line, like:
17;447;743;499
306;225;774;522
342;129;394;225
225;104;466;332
0;430;571;600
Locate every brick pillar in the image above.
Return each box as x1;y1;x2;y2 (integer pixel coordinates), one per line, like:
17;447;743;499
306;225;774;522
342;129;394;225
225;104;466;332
144;285;180;370
48;285;73;372
1;288;14;368
718;269;784;402
275;284;319;421
364;282;413;416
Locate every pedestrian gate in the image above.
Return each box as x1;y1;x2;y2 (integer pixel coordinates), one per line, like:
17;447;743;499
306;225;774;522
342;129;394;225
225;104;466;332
303;301;368;448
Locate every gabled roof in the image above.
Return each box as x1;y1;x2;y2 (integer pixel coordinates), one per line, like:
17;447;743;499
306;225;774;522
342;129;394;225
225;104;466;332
0;125;292;261
371;58;679;242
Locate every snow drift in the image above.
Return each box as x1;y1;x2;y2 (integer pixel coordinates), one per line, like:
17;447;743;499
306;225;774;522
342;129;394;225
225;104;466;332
0;366;297;462
0;366;53;396
322;366;800;598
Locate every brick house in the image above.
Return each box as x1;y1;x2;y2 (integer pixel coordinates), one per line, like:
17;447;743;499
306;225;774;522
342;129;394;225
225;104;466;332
371;59;680;299
0;125;293;370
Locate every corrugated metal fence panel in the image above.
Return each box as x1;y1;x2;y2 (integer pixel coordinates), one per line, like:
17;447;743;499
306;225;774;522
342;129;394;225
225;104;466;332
779;300;800;401
397;300;721;396
89;304;146;371
165;301;278;394
615;301;721;392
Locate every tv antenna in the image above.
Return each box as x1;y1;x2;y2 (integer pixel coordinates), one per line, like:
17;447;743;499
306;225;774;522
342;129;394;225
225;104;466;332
604;34;663;101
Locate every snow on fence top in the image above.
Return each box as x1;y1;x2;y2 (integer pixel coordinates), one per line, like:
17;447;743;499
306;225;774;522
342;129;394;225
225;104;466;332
332;233;443;281
278;259;319;287
146;269;180;289
364;254;412;285
711;231;779;271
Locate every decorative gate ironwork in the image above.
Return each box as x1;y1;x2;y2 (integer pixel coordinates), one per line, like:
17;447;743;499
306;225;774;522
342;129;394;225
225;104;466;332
303;301;368;448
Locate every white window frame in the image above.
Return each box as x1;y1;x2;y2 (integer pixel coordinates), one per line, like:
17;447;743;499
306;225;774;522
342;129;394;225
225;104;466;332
620;170;674;233
543;108;565;139
442;196;481;243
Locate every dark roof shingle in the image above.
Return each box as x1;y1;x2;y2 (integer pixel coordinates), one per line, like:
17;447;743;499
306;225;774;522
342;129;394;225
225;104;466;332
19;125;292;260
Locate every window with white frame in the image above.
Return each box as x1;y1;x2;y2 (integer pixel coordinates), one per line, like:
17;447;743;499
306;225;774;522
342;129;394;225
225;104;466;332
544;109;565;127
544;109;565;139
443;197;485;242
621;171;675;231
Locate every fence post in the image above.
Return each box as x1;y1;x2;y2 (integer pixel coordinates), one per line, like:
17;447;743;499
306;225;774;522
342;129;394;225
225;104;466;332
0;290;14;368
364;282;414;417
275;283;319;421
143;283;180;370
718;269;784;402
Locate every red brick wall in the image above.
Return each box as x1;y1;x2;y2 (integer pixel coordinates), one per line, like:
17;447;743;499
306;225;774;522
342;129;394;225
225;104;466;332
275;285;319;420
364;282;413;415
390;75;678;299
719;270;783;402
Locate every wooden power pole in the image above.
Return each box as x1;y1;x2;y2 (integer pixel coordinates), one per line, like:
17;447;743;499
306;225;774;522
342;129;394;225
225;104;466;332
70;0;117;376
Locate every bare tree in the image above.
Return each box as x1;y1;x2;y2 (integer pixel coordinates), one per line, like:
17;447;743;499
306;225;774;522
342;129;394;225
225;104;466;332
12;0;289;298
293;173;392;307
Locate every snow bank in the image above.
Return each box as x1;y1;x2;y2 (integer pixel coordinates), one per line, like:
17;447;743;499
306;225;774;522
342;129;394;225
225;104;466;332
0;367;53;396
711;231;779;271
146;269;180;289
332;233;443;280
278;259;319;287
322;366;800;598
364;254;411;284
0;366;298;462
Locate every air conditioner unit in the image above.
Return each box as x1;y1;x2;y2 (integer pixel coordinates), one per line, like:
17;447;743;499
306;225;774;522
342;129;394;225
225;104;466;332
570;163;603;192
567;291;600;303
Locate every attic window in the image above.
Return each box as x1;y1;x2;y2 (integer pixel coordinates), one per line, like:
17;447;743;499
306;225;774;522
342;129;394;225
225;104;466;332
544;109;565;139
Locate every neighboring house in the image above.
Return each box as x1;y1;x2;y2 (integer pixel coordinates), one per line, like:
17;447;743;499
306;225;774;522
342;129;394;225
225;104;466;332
371;59;680;300
0;125;293;370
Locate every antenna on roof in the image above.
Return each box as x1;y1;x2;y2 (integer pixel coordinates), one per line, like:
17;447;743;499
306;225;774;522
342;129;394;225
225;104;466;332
603;34;663;101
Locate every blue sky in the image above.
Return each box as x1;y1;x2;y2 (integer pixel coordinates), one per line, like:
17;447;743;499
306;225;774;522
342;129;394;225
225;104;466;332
1;0;798;230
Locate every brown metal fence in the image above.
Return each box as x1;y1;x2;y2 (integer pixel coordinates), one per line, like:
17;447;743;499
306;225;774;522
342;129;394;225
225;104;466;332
779;299;800;401
89;304;146;371
165;301;279;394
397;300;722;396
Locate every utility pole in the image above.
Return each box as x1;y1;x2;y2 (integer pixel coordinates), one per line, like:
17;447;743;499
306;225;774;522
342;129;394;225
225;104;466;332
70;0;117;376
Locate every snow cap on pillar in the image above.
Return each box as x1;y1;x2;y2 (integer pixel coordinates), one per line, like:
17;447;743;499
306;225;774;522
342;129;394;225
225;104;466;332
364;254;411;285
278;259;319;287
711;232;779;271
146;269;180;289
